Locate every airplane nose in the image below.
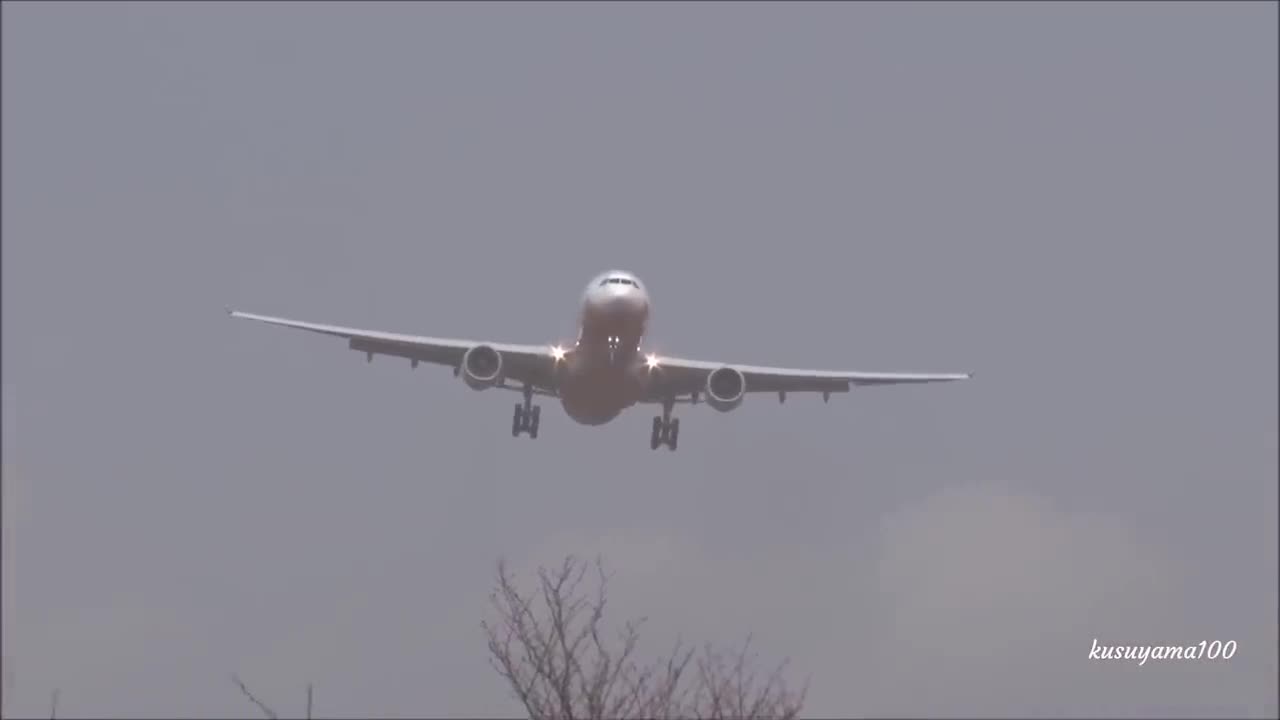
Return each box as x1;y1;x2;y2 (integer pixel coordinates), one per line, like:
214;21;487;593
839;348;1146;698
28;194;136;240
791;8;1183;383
603;288;645;314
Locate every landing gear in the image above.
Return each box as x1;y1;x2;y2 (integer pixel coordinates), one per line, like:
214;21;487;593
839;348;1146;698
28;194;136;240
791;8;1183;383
649;399;679;451
512;385;541;439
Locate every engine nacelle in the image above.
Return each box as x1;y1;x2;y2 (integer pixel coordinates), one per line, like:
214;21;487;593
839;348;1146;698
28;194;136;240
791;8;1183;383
461;344;503;390
705;366;746;412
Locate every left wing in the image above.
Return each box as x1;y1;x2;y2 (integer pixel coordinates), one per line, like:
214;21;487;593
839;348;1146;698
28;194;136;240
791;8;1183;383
227;310;562;395
643;355;970;402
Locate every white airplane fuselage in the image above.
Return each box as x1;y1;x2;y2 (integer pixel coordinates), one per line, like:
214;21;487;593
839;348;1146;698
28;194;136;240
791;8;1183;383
557;270;653;426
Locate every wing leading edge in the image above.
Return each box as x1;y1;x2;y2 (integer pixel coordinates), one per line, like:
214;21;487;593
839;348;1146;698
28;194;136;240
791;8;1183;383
227;309;561;393
644;355;970;400
228;309;971;403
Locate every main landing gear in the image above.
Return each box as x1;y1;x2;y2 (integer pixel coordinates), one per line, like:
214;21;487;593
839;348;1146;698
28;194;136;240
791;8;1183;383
650;399;679;451
512;385;541;439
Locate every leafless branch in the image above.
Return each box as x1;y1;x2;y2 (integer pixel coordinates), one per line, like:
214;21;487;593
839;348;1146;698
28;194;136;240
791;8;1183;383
231;673;278;719
484;554;806;720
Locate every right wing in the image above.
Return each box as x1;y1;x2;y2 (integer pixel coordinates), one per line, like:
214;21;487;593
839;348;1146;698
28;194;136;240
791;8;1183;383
642;355;970;402
227;310;563;394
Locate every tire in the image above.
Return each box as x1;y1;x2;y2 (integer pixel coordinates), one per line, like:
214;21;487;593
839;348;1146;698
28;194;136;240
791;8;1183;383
668;418;680;451
512;404;524;437
650;416;662;450
529;406;541;439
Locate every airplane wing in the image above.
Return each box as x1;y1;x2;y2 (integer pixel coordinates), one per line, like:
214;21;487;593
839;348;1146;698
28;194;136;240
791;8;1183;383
227;310;561;395
642;355;970;402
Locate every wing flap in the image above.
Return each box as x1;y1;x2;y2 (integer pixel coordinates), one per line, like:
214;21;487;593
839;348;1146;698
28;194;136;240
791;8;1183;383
347;336;462;366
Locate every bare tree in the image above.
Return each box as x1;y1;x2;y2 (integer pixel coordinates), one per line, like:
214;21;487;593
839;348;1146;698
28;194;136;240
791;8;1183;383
482;555;807;720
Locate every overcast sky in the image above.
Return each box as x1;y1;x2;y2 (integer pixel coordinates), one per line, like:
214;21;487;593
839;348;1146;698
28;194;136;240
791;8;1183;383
3;1;1276;717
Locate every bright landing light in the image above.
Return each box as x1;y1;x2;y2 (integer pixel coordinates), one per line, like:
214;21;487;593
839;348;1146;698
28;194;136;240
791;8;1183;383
551;345;566;361
645;353;660;369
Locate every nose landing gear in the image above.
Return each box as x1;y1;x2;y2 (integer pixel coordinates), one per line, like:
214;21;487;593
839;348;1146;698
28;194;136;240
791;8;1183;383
512;385;541;439
649;399;679;451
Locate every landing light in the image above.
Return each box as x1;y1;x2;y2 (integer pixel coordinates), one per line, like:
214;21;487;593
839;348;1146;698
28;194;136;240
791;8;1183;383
645;353;660;369
551;345;565;361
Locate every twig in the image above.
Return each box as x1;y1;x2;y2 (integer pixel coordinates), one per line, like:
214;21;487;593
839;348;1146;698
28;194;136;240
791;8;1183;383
231;673;278;719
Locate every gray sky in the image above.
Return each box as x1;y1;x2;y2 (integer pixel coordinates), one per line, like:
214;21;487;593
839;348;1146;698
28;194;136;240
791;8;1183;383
2;1;1276;717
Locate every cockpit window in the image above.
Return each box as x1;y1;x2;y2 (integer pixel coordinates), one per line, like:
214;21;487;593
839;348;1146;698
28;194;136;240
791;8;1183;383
599;277;640;287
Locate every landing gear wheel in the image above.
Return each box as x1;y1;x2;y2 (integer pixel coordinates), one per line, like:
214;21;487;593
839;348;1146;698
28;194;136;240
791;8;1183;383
649;414;680;451
511;385;541;439
512;404;524;437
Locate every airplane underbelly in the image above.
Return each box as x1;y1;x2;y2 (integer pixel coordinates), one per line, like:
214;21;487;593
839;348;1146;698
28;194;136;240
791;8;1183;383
559;362;641;425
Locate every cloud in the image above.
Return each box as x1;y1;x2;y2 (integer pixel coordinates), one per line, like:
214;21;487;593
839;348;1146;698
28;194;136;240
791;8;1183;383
510;482;1275;718
856;483;1165;715
832;482;1271;718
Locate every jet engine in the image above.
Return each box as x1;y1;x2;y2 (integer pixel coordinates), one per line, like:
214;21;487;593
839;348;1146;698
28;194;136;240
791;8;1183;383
705;366;746;412
461;344;503;390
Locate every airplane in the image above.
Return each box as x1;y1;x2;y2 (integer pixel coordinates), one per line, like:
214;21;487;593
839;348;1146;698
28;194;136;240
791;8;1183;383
228;270;971;450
